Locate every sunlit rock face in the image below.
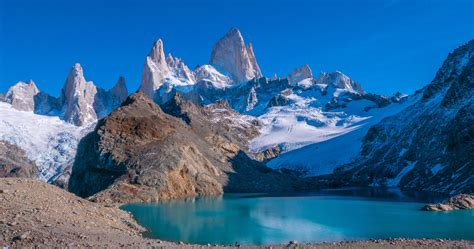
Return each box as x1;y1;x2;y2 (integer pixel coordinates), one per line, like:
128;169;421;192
3;80;39;112
210;28;262;83
139;39;196;100
316;71;365;95
59;63;99;126
140;39;170;98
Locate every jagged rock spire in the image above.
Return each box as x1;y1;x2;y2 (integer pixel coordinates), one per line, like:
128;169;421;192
60;63;98;126
149;39;168;69
210;28;262;83
140;39;196;98
246;43;261;79
139;39;171;98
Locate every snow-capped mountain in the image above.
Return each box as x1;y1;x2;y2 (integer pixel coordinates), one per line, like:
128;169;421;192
209;27;262;83
131;28;436;180
1;63;128;126
139;39;195;98
0;64;128;185
331;40;474;194
1;28;470;196
0;27;410;184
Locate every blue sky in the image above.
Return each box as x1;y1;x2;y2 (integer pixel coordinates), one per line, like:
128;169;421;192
0;0;473;96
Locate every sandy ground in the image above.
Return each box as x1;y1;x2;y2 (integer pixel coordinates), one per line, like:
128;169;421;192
0;178;472;248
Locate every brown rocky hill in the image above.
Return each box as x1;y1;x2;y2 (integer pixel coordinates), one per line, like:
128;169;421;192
68;91;295;204
0;141;37;178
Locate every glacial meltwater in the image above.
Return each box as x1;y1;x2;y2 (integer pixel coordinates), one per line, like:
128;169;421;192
121;189;474;245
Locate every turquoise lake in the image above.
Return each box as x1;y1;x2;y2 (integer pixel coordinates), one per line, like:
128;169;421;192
121;189;474;245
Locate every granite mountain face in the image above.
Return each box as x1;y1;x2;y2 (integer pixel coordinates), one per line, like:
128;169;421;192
1;28;472;198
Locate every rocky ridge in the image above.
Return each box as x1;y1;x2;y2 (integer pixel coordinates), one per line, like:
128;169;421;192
68;91;295;204
0;63;128;126
331;40;474;194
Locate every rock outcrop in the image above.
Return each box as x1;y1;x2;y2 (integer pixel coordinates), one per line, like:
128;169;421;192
332;40;474;194
194;65;232;88
422;194;474;211
3;80;39;111
166;53;196;83
0;141;37;178
68;91;294;204
317;71;365;95
210;28;262;83
287;64;313;86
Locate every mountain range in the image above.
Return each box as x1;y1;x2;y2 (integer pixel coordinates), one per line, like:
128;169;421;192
1;28;472;199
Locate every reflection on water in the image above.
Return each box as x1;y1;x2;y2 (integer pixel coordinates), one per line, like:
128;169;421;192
121;188;473;245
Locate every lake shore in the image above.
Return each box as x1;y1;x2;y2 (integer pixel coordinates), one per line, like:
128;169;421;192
1;178;472;248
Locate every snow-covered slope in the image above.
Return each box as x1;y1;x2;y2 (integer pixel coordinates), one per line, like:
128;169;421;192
330;40;474;194
242;69;404;154
0;102;92;183
265;94;418;175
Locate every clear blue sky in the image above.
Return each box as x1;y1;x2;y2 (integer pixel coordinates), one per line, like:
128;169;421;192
0;0;473;96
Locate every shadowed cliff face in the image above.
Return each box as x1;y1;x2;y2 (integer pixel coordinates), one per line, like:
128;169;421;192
68;91;295;204
329;40;474;195
0;141;37;178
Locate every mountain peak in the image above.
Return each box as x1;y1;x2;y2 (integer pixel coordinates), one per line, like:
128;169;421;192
60;63;98;126
66;63;86;82
140;39;172;98
317;71;365;95
210;28;262;83
287;64;313;85
2;80;40;111
110;76;128;102
225;27;244;43
149;39;167;65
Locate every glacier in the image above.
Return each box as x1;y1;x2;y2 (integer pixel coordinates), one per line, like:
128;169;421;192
0;102;92;183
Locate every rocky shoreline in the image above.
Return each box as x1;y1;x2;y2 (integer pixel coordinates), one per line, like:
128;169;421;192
422;194;474;211
1;178;473;248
